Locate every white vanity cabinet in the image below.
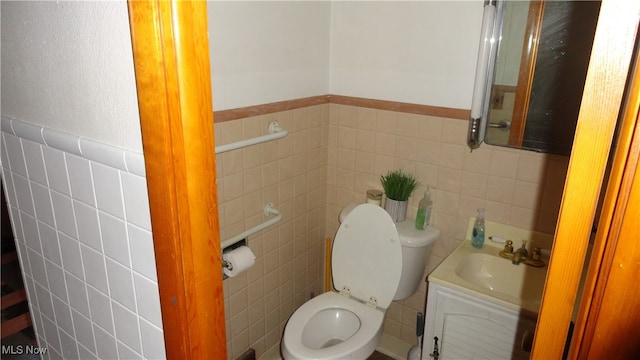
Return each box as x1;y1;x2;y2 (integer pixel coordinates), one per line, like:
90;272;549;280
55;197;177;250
422;282;536;360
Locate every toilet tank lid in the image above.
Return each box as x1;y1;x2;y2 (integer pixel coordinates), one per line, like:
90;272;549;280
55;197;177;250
339;203;440;248
338;203;359;223
395;221;440;248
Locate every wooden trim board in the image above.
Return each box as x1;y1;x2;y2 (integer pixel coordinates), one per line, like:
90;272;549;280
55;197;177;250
127;1;226;359
531;0;640;357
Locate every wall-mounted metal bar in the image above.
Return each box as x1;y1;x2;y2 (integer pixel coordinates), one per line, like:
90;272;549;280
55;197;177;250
215;121;288;154
488;120;512;130
220;203;282;249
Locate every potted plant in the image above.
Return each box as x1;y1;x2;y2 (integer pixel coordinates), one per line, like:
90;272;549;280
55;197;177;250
380;169;420;222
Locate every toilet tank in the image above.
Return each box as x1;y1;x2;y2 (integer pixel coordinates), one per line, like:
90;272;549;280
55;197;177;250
338;203;440;300
392;221;440;300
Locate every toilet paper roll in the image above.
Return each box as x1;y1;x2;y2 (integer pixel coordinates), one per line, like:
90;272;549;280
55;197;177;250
222;246;256;278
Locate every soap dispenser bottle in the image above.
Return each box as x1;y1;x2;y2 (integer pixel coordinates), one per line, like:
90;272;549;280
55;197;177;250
415;187;433;230
471;208;485;249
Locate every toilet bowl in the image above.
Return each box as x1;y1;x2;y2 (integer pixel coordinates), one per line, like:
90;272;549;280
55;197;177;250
282;204;405;360
282;292;384;359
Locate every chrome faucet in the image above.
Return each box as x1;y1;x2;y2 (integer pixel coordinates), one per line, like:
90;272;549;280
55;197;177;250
498;240;545;267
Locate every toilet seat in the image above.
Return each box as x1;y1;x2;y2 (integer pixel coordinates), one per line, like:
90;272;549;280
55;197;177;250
281;292;384;360
332;203;402;309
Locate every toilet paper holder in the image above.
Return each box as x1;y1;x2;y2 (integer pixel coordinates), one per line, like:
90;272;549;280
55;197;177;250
222;259;234;271
222;238;247;280
220;203;282;280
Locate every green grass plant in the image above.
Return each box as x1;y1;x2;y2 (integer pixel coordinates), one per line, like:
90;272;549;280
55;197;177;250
380;170;420;201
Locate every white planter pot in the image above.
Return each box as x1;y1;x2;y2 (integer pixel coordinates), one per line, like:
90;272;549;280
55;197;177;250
384;198;408;222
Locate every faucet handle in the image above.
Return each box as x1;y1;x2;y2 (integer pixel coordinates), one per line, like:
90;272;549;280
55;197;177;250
504;240;513;253
531;247;541;260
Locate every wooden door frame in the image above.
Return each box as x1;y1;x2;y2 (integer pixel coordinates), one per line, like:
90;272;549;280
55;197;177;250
571;43;640;358
532;0;640;358
127;1;226;359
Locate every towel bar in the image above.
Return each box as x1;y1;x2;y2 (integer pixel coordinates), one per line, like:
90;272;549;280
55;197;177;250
215;121;288;154
221;203;282;249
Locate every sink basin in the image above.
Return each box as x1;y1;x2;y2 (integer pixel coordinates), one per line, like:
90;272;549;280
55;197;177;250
428;223;552;315
454;253;546;302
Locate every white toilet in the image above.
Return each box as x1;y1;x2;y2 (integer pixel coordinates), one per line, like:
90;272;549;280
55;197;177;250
281;203;440;359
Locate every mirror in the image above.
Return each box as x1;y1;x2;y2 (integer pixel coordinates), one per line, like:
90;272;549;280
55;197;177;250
483;0;600;155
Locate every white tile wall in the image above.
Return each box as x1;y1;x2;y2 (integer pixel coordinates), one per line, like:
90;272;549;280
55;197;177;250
1;116;166;359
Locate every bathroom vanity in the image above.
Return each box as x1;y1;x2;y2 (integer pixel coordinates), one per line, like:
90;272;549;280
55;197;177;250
423;283;536;359
422;220;553;360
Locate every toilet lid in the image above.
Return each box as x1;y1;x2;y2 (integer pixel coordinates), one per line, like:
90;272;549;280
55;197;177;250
332;204;402;309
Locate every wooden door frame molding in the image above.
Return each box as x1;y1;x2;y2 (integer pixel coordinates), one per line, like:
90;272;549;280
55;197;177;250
532;0;640;358
571;37;640;359
127;1;226;359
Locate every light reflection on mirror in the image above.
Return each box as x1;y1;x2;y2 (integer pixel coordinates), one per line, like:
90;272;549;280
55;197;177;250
484;0;600;155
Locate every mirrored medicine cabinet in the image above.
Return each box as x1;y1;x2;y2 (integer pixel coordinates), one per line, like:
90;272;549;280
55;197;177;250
472;0;600;155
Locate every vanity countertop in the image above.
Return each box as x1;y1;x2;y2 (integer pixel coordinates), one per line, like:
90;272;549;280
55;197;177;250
429;219;554;316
